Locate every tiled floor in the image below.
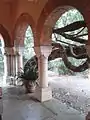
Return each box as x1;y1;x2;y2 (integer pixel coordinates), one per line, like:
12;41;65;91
2;86;85;120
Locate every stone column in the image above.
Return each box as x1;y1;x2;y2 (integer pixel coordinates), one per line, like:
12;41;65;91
39;54;48;88
4;47;15;76
4;47;16;84
15;47;24;74
4;54;11;76
34;45;52;102
86;45;90;79
12;54;16;76
3;54;11;85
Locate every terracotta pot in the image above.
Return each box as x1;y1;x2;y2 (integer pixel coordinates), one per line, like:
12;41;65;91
29;84;36;93
24;80;36;93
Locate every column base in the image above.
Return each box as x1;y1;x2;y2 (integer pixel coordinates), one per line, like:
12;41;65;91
3;76;15;86
35;87;52;102
3;75;9;86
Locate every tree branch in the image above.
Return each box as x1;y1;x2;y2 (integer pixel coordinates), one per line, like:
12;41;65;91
53;21;86;33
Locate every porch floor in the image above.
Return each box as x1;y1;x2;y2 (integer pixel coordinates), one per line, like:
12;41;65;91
3;85;85;120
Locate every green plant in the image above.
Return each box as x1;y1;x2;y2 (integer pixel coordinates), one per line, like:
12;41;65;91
17;57;38;93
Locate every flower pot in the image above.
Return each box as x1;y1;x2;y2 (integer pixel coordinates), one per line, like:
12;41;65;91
29;84;36;93
24;80;36;93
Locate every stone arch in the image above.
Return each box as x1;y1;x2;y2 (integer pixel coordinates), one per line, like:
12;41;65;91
36;0;88;45
0;24;12;47
13;13;36;47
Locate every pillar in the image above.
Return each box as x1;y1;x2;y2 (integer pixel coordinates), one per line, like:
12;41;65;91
3;54;10;85
39;54;49;88
15;47;24;74
4;47;16;84
34;45;52;102
86;45;90;79
5;47;15;76
4;54;11;76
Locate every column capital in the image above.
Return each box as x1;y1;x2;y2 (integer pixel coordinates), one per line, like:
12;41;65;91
34;45;52;58
4;47;15;55
14;46;24;55
15;46;24;51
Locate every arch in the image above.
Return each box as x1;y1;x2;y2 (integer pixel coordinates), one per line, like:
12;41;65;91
38;4;88;73
36;0;88;45
13;13;36;47
0;25;12;47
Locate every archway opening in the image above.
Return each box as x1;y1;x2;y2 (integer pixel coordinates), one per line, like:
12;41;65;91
23;26;35;64
49;8;88;76
14;24;38;92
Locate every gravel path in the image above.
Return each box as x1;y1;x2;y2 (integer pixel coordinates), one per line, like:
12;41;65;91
49;75;90;114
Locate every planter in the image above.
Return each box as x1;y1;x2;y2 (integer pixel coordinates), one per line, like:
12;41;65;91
24;80;36;93
29;84;36;93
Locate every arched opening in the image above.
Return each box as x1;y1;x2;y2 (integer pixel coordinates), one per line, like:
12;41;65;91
13;13;36;74
23;26;35;64
14;23;36;72
50;8;88;76
13;13;38;91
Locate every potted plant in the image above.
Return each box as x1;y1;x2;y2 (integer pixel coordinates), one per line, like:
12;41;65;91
17;56;38;93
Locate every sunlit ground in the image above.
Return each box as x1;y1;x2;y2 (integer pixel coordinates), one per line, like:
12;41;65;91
48;72;90;114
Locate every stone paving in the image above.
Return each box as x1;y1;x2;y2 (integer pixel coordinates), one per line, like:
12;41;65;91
2;86;85;120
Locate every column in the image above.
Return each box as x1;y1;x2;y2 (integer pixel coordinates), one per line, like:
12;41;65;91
34;45;52;102
15;47;24;74
3;54;11;85
39;54;48;88
86;45;90;79
4;47;16;84
4;47;14;76
4;54;11;76
12;54;16;76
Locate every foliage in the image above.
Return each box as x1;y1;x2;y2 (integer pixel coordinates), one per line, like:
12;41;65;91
50;8;88;75
24;26;35;62
53;9;88;45
18;57;38;82
17;56;38;93
48;58;74;75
